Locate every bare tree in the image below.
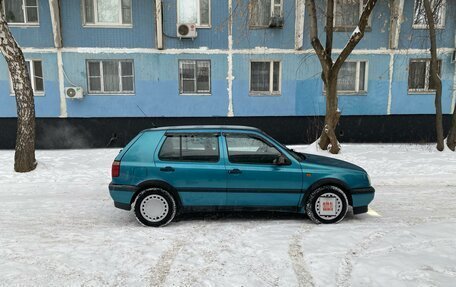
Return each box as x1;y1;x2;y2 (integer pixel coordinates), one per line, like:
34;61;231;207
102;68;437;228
422;0;444;151
0;0;37;172
306;0;378;154
448;103;456;151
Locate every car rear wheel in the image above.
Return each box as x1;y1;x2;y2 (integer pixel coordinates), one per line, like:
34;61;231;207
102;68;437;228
306;185;348;224
134;188;176;227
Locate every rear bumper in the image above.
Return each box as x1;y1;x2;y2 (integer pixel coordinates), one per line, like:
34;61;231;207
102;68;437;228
109;183;138;211
350;186;375;209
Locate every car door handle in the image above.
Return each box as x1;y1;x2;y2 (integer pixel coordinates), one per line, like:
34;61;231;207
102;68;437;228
160;166;175;172
228;169;242;174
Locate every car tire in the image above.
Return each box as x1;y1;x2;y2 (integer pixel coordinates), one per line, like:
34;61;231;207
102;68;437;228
134;188;177;227
306;185;348;224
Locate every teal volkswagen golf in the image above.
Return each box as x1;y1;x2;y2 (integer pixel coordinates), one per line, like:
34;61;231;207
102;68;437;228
109;126;375;227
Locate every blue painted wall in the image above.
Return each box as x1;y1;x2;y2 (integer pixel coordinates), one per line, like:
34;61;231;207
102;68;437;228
9;0;54;48
60;0;155;48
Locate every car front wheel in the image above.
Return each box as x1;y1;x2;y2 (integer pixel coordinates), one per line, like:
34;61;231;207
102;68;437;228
306;185;348;224
134;188;177;227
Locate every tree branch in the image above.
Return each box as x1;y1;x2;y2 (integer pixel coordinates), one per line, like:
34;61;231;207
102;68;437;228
325;0;334;58
333;0;378;72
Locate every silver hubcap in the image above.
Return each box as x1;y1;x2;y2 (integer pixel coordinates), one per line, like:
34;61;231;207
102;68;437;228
315;192;343;220
140;195;169;222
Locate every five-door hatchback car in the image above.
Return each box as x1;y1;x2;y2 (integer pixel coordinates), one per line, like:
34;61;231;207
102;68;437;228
109;126;375;226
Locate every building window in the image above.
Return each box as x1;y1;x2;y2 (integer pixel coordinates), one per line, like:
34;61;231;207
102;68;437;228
336;61;367;93
87;60;134;94
334;0;369;30
250;61;281;94
408;59;442;92
83;0;132;26
249;0;283;27
3;0;39;24
412;0;446;29
179;60;211;95
177;0;210;27
10;60;44;95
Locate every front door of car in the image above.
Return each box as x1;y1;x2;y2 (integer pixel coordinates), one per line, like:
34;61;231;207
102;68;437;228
154;132;226;207
223;133;303;209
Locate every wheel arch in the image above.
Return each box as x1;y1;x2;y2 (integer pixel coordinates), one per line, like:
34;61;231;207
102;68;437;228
132;180;183;209
301;178;353;207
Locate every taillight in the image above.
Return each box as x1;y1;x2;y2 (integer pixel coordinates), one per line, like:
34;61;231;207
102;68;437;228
112;161;120;177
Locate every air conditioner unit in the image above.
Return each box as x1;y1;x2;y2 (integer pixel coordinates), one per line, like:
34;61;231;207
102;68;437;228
65;87;84;99
269;16;284;28
177;23;197;39
452;49;456;63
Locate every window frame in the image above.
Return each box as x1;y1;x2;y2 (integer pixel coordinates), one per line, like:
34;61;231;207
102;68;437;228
333;0;371;31
158;133;221;163
412;0;446;29
176;0;211;28
332;60;369;95
86;59;135;95
249;60;282;96
82;0;133;28
178;59;212;96
408;58;442;94
9;59;44;96
249;0;283;28
2;0;40;26
224;133;290;166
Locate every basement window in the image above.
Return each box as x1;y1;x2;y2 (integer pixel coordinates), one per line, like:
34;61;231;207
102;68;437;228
249;0;283;28
179;60;211;95
250;61;281;95
408;59;442;93
334;0;370;31
412;0;446;29
87;60;134;94
83;0;132;26
9;60;44;96
177;0;210;27
3;0;39;25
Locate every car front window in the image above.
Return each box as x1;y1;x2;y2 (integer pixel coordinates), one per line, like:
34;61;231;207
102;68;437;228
225;134;282;164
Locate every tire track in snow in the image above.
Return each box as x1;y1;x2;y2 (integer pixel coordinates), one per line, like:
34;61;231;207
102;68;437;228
288;224;315;287
148;238;186;287
335;231;386;287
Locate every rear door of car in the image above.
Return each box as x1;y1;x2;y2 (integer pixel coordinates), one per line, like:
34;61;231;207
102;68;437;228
222;131;303;209
153;130;226;207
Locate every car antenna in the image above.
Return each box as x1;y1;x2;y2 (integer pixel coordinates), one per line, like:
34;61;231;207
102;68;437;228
136;104;156;128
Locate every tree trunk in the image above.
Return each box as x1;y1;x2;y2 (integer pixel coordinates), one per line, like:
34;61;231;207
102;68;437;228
319;76;341;154
0;4;37;172
447;104;456;151
423;0;444;151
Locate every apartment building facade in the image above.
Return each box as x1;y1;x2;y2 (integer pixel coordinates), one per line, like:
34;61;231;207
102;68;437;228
0;0;455;147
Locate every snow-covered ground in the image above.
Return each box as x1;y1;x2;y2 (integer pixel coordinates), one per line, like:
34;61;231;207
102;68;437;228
0;144;455;286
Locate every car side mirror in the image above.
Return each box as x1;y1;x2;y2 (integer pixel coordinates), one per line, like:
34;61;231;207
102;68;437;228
273;155;289;165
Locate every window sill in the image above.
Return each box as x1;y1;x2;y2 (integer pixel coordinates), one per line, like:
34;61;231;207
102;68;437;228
338;92;368;96
87;93;135;96
249;92;281;97
412;25;445;30
10;93;45;97
408;90;436;95
83;24;133;29
179;93;212;96
8;23;40;28
332;26;372;32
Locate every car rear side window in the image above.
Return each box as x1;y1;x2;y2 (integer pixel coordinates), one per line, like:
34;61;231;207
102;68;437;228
158;134;219;162
225;134;282;164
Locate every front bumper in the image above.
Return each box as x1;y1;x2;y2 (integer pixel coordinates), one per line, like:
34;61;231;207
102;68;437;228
109;183;138;211
349;186;375;213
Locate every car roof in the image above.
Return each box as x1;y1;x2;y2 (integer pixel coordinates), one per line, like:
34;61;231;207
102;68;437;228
144;125;262;132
